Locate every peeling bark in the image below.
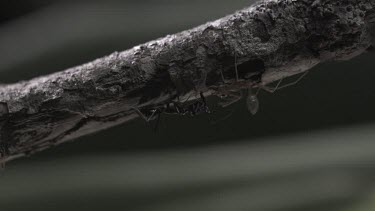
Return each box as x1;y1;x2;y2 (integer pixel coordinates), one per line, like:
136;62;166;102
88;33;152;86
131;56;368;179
0;0;374;162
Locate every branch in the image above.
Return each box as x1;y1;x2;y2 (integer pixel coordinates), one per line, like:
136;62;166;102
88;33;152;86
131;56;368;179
0;0;374;162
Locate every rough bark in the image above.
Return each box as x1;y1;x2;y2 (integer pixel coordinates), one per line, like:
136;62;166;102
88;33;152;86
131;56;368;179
0;0;374;162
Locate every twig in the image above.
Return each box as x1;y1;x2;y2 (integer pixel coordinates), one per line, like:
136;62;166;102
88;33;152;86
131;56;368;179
0;0;374;162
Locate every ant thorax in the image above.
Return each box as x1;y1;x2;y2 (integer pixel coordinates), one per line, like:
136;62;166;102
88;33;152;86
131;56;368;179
133;91;210;125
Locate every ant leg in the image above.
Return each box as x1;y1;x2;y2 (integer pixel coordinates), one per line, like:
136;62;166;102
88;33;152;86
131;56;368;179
220;51;240;84
201;92;211;113
234;52;239;82
200;92;207;105
0;149;5;170
210;108;236;124
218;92;242;108
260;71;308;93
174;103;180;114
260;78;283;93
173;103;184;115
132;107;158;122
132;107;151;122
133;107;165;132
255;87;261;96
220;70;226;83
153;112;162;131
277;71;308;90
183;92;193;103
211;91;242;124
132;107;148;121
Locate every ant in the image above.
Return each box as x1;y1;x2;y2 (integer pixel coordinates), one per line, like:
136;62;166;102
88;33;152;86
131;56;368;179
0;147;6;169
133;92;210;129
214;52;308;115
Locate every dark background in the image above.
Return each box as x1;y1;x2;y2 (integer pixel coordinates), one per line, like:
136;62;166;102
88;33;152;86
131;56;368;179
1;1;375;210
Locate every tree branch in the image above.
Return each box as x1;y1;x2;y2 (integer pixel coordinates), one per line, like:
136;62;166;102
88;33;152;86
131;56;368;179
0;0;374;162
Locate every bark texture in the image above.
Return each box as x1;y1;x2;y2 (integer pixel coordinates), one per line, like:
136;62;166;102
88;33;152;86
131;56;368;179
0;0;375;162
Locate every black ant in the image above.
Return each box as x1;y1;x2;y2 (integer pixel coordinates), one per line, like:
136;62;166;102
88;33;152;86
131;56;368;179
133;92;210;129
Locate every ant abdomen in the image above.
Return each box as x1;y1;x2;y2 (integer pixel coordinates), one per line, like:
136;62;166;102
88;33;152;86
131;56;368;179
246;94;259;115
